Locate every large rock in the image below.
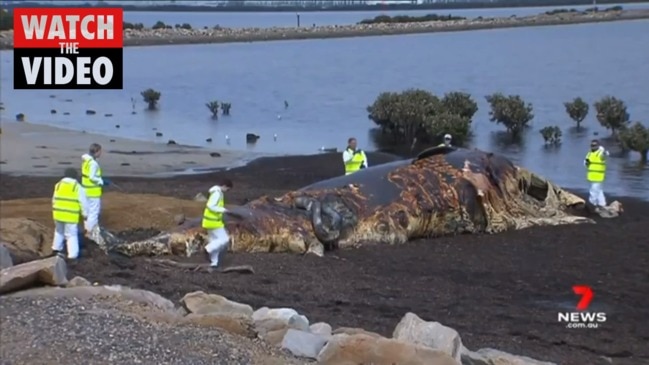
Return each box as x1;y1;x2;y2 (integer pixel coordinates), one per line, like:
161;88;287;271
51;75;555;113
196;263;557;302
317;333;460;365
281;328;328;359
66;276;91;287
0;256;67;294
180;313;255;338
332;326;383;338
253;307;309;331
181;291;253;316
0;218;53;261
461;348;557;365
8;285;178;315
0;243;13;269
393;312;463;362
310;322;332;337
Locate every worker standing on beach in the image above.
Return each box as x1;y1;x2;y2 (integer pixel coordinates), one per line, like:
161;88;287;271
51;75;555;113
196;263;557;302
438;134;453;147
584;139;609;210
342;137;368;175
51;168;88;260
202;178;235;268
81;143;110;240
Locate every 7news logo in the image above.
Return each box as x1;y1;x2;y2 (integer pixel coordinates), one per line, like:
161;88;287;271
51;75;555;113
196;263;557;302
557;285;607;329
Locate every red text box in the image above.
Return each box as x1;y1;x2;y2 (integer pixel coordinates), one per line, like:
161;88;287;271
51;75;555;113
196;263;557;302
13;7;123;49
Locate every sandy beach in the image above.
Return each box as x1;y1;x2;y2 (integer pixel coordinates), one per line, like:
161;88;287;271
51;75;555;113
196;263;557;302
0;120;257;177
1;8;648;49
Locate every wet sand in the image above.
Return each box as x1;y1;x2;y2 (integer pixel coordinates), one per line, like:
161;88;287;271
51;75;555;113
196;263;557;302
1;9;648;49
0;120;258;177
1;150;648;365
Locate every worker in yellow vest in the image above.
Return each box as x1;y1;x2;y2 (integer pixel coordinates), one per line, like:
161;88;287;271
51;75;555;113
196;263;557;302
438;134;453;147
52;168;88;260
584;139;609;209
342;137;368;175
202;178;235;267
81;143;110;240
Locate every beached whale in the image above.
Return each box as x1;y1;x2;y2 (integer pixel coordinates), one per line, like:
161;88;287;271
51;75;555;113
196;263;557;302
105;146;597;258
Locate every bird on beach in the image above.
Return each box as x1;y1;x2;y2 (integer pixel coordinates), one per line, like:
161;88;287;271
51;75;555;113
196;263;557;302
273;133;277;141
225;135;231;145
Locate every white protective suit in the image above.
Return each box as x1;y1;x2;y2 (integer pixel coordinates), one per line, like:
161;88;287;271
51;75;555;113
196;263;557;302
204;185;231;267
52;177;89;259
81;153;104;235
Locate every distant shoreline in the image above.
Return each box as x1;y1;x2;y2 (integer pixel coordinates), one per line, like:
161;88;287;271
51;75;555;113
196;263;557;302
1;9;647;50
1;0;648;13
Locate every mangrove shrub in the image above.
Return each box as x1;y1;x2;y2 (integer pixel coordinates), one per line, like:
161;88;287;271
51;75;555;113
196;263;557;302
485;93;534;138
563;97;589;130
141;88;161;110
367;88;476;145
618;122;649;162
540;126;562;145
206;101;220;118
594;96;630;135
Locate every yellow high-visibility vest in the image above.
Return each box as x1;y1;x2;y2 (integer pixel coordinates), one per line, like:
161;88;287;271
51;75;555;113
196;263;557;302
202;192;225;229
345;148;365;175
585;150;606;182
52;180;81;224
81;158;102;198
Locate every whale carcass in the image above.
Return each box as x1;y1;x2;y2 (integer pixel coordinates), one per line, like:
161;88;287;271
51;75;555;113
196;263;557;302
109;146;593;258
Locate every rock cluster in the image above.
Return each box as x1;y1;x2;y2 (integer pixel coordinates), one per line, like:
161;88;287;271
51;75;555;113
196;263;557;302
0;9;643;50
0;245;557;365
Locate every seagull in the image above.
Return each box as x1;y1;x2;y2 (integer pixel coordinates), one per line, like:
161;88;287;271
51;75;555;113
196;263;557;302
277;114;281;120
273;133;278;141
225;135;231;145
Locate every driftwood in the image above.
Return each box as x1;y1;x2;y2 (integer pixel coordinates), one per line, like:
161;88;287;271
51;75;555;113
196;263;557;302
146;258;254;274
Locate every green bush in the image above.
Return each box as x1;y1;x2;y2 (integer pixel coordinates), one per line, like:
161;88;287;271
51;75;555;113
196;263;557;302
485;93;534;138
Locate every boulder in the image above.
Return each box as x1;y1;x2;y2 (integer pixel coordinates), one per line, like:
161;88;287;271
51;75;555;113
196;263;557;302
281;328;328;359
181;290;253;316
310;322;332;337
332;326;382;338
0;244;13;269
66;276;91;287
0;218;54;261
8;285;178;315
461;348;557;365
253;307;309;332
393;312;463;362
0;256;68;294
317;333;460;365
180;313;255;338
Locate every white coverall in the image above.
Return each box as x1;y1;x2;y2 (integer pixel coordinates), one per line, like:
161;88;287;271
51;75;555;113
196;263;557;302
81;153;104;234
584;146;609;207
52;177;89;259
204;185;230;267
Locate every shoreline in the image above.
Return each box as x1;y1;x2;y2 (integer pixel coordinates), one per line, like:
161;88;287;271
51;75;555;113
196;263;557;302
1;9;648;49
0;120;262;177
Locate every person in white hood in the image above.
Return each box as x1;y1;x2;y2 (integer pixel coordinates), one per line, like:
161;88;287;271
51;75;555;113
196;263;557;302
202;178;235;267
81;143;110;239
51;168;89;259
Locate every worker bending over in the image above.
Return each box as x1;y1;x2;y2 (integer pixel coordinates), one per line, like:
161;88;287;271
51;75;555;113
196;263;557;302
342;137;368;175
584;139;609;210
81;143;111;240
202;178;235;267
52;168;88;260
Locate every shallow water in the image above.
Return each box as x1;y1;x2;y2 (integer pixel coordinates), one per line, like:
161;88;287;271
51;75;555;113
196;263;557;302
121;3;649;28
1;19;648;199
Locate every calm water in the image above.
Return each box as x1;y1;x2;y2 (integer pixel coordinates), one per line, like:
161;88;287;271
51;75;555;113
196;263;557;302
1;20;648;198
120;3;649;28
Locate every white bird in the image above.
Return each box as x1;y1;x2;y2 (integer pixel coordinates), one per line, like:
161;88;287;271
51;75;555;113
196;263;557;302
277;114;281;120
273;133;277;141
225;135;231;145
